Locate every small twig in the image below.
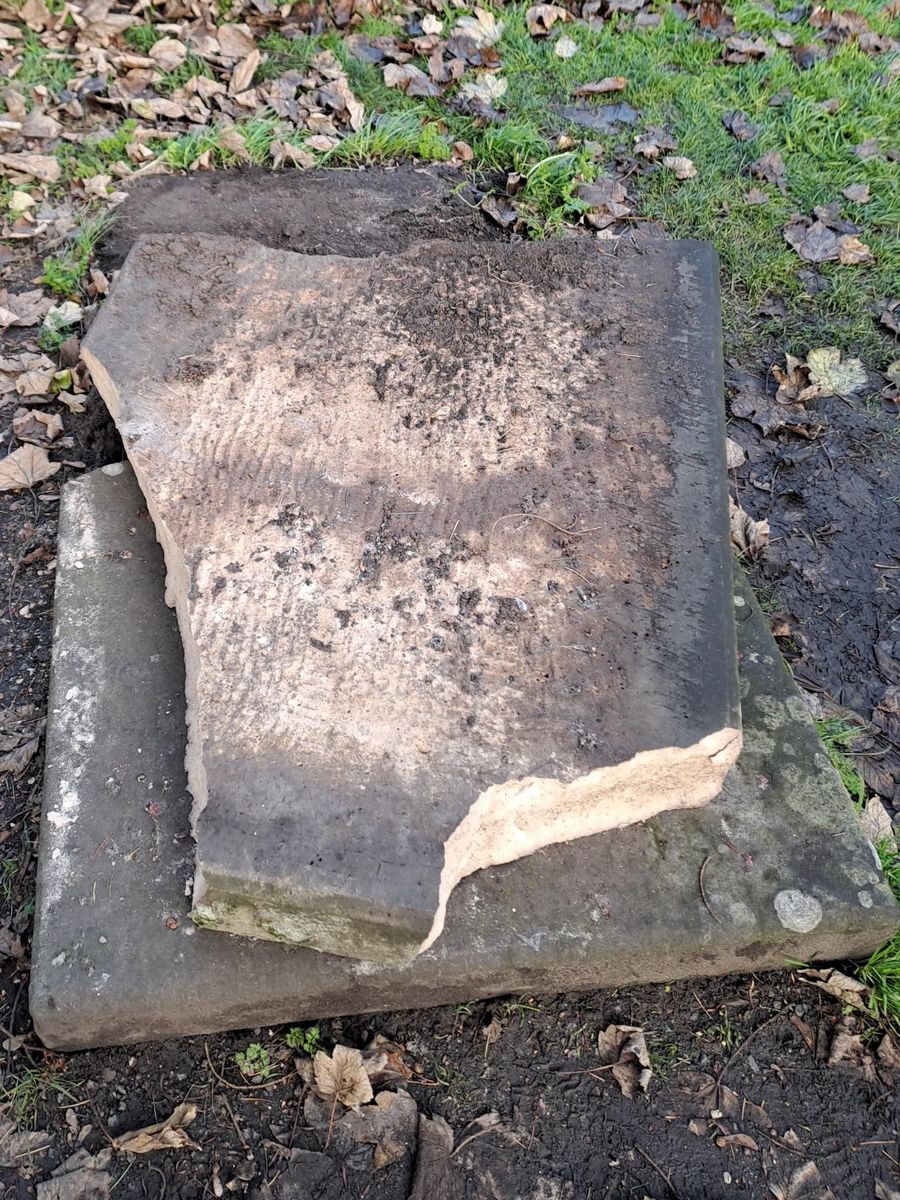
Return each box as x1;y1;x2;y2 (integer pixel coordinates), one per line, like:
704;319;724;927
698;855;722;925
488;512;603;545
636;1146;683;1199
717;1011;786;1093
203;1041;290;1091
323;1094;338;1151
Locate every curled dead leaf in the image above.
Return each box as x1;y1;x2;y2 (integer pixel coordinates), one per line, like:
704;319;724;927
115;1103;199;1154
663;155;697;180
597;1023;652;1098
574;76;628;95
526;3;572;36
729;497;769;559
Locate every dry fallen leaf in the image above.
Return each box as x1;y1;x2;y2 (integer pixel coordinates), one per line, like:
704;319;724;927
729;497;769;559
597;1023;652;1098
0;152;61;183
335;1089;418;1170
555;34;578;58
0;444;60;491
115;1103;199;1154
805;347;866;396
573;76;628;94
453;7;505;47
769;1160;837;1200
725;437;746;469
663;155;697;180
313;1045;373;1111
842;182;870;203
526;3;572;36
797;967;868;1011
458;72;508;106
12;408;63;445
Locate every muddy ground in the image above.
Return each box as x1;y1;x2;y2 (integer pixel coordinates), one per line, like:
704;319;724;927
1;168;899;1200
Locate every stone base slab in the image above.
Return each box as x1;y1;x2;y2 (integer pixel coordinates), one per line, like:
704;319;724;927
30;466;898;1049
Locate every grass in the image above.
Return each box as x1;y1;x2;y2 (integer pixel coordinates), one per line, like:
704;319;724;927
41;212;114;297
137;2;900;364
813;717;900;1026
0;1064;77;1128
12;32;75;104
816;716;867;808
861;838;900;1025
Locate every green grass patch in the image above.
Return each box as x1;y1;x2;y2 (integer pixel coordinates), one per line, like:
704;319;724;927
861;837;900;1026
55;120;137;182
124;23;163;53
816;716;866;807
41;212;114;297
14;32;76;101
0;1064;77;1128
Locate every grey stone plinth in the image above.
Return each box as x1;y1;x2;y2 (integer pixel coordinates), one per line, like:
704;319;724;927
29;466;897;1050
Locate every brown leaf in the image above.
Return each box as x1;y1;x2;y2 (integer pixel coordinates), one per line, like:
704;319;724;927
149;37;187;72
842;182;870;203
335;1090;417;1170
725;437;746;469
826;1018;877;1081
798;967;868;1011
597;1024;652;1098
573;76;628;95
715;1131;759;1151
526;3;571;36
115;1103;199;1154
784;218;841;263
0;445;60;491
0;153;61;183
229;49;261;96
722;110;760;140
13;408;63;445
769;1160;836;1200
751;149;786;189
837;234;873;265
729;497;769;559
0;288;52;328
0;737;39;777
383;63;440;97
662;155;697;180
313;1045;373;1111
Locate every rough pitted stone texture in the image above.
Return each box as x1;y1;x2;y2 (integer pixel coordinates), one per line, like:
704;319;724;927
82;234;740;962
29;467;897;1050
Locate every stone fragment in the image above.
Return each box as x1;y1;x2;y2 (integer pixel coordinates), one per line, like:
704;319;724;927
82;234;740;962
29;466;897;1049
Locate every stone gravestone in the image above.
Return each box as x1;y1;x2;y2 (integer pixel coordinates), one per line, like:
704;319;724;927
82;232;740;964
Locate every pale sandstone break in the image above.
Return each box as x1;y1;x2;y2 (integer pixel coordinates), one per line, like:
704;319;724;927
82;232;740;963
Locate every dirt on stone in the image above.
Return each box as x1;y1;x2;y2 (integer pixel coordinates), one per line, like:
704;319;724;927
1;168;900;1199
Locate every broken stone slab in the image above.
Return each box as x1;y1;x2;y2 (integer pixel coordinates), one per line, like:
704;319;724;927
82;233;741;963
29;466;897;1050
100;164;499;269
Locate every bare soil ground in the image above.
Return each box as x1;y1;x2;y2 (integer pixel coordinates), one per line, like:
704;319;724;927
1;170;899;1199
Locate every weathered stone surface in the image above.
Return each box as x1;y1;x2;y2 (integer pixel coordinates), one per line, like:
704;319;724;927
100;164;500;269
30;466;897;1049
82;233;740;962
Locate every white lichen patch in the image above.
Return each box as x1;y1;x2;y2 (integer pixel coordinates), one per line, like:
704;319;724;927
774;889;823;933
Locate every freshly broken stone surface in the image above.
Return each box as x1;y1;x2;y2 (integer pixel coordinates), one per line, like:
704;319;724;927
29;466;897;1050
82;233;740;963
